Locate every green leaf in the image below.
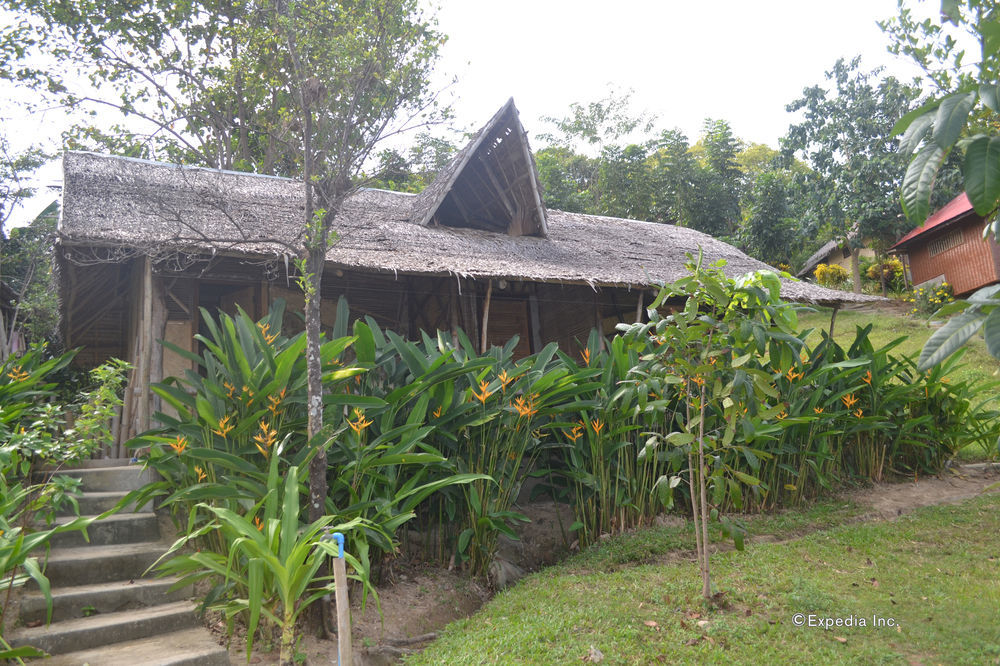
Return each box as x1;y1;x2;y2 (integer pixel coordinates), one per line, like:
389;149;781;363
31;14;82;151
933;92;976;149
983;308;1000;359
918;312;986;370
983;19;1000;58
902;143;947;223
980;83;1000;113
964;135;1000;215
941;0;961;24
898;112;934;156
891;98;942;137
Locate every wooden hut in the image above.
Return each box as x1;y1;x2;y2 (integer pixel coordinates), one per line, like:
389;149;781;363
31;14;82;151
56;99;876;450
890;192;1000;296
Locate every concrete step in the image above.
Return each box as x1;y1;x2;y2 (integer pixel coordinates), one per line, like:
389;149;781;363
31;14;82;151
11;600;201;656
56;465;157;493
43;542;171;587
40;458;136;471
46;512;161;548
19;577;192;625
57;490;139;516
33;626;229;666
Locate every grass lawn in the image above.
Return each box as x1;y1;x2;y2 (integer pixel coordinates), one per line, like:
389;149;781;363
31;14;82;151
406;494;1000;665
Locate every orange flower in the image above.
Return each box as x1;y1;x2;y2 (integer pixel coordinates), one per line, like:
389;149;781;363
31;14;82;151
254;516;264;531
776;410;787;420
862;370;872;385
581;348;591;367
513;394;538;418
497;370;512;391
267;393;282;417
841;393;859;410
212;414;234;438
257;321;278;345
194;466;207;482
432;406;443;418
590;419;605;435
348;408;373;435
169;435;187;456
690;375;705;388
854;408;863;419
813;407;824;414
5;365;29;382
564;425;583;442
253;420;277;457
785;367;804;382
471;379;492;405
223;381;236;399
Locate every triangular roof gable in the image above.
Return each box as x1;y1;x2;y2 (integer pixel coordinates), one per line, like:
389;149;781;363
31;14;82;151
409;98;548;237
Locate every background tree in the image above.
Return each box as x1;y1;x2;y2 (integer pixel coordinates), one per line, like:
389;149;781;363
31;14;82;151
783;57;925;291
0;201;59;361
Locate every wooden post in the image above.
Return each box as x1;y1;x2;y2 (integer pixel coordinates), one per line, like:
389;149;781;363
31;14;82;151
480;280;493;353
828;304;840;340
331;533;352;666
140;256;153;433
528;286;543;354
594;292;605;351
635;290;645;323
450;280;460;348
150;279;167;420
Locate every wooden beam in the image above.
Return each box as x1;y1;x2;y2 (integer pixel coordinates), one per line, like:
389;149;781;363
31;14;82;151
480;280;493;353
476;156;517;218
828;304;840;340
635;290;645;323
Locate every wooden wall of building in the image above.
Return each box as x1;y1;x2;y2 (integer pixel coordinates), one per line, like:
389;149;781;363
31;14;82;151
906;217;1000;295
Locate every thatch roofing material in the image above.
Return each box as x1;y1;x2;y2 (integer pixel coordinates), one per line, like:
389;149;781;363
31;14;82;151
59;150;878;305
409;98;547;237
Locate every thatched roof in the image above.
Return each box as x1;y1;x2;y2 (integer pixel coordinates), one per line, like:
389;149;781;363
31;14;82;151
410;98;547;237
797;239;841;278
59;99;880;306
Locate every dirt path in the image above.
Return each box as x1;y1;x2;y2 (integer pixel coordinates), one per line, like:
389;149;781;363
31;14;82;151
846;462;1000;519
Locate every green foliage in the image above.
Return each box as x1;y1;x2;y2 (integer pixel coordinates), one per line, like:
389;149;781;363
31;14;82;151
903;282;955;316
813;263;850;288
153;462;371;663
890;2;1000;226
1;201;60;358
0;349;109;659
783;58;930;260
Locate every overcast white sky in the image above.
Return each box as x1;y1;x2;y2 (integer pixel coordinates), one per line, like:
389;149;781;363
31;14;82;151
4;0;929;228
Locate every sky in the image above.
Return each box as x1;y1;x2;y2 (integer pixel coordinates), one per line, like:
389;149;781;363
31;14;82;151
4;0;930;228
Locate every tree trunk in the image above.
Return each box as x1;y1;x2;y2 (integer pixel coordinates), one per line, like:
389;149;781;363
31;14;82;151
305;246;326;523
851;248;862;294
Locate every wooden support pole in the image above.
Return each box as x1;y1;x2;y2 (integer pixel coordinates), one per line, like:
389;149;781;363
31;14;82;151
480;280;493;353
140;256;153;433
450;281;460;348
635;290;645;323
528;286;543;354
828;304;840;340
594;292;605;351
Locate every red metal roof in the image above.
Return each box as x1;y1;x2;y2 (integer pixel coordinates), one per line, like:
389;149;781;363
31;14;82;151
891;192;974;250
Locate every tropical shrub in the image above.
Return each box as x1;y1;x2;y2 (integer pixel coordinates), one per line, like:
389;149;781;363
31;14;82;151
864;256;906;293
814;262;849;288
0;347;114;660
903;282;954;316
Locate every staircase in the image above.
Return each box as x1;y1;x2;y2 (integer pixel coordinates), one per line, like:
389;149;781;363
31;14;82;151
10;460;229;665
